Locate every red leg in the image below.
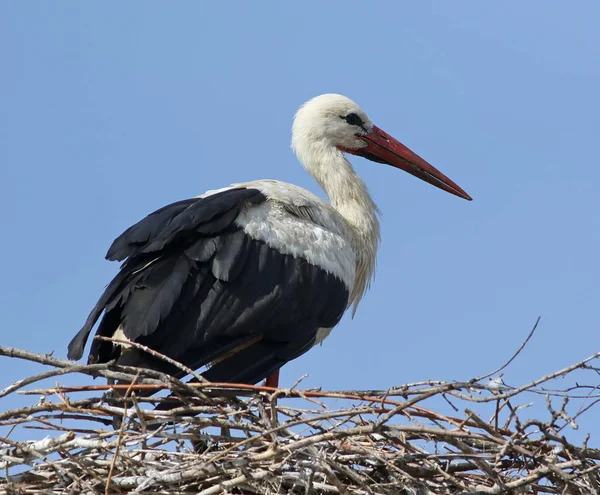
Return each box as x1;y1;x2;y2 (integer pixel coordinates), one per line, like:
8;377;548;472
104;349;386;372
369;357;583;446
265;369;280;388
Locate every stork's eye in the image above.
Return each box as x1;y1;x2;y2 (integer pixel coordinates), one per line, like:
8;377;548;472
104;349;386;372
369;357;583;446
341;113;364;127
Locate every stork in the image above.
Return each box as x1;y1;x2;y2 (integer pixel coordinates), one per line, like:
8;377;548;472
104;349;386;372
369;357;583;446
68;94;471;388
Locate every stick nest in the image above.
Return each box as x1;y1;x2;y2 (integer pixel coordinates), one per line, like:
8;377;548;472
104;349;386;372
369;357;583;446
1;343;600;494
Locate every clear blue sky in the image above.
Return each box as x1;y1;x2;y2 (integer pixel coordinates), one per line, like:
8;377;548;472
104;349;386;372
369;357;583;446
1;2;599;442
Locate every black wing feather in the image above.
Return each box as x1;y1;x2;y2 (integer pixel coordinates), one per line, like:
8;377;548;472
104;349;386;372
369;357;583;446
211;231;250;282
106;188;263;261
120;256;191;338
106;199;198;261
185;238;221;262
68;188;261;360
68;186;350;385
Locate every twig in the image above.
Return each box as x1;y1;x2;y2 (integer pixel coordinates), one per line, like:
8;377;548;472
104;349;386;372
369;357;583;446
1;342;600;494
105;372;140;495
474;316;541;382
94;336;208;385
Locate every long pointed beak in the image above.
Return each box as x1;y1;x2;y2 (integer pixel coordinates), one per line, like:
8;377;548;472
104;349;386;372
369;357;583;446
346;125;472;201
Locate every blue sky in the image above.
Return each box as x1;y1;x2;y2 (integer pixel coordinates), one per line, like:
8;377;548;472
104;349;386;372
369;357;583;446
1;2;599;443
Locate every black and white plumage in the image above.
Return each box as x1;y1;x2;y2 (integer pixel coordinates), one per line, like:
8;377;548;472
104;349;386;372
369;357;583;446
69;186;349;384
68;94;471;386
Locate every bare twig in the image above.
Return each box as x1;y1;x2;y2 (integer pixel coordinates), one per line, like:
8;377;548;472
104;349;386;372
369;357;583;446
474;316;541;382
105;372;140;495
0;343;599;494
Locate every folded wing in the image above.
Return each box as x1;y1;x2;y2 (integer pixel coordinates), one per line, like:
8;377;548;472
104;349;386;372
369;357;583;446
68;187;349;384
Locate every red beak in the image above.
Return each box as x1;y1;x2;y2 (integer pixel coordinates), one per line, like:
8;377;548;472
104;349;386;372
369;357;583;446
344;125;472;201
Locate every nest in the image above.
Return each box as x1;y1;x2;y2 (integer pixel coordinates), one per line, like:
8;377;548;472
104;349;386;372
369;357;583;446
1;332;600;494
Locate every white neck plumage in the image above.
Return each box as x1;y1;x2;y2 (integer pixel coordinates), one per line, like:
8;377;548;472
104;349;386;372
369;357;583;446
294;140;381;307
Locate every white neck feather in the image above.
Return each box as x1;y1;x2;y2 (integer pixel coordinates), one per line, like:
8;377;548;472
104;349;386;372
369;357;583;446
293;138;380;308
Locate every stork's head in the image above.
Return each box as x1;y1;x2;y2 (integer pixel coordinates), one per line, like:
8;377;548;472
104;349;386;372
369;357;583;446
292;93;471;200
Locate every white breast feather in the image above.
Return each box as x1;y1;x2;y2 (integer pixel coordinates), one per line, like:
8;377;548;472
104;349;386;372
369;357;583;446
235;202;355;289
201;181;357;290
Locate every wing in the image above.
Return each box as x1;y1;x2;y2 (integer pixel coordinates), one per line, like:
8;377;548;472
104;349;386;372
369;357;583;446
68;187;350;384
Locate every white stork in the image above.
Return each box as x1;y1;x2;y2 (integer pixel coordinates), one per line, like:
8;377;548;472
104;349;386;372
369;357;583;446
68;94;471;388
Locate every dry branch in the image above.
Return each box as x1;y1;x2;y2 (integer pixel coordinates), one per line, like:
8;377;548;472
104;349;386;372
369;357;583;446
0;344;599;494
